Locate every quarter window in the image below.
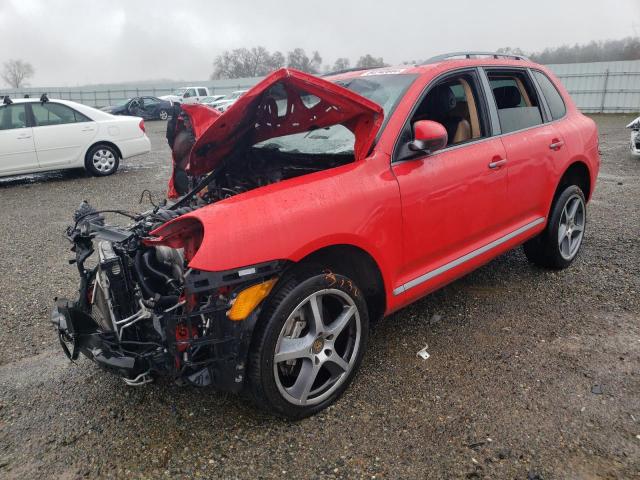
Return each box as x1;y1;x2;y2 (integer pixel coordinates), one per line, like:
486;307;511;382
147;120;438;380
487;70;543;134
532;71;566;120
31;102;90;126
0;104;28;130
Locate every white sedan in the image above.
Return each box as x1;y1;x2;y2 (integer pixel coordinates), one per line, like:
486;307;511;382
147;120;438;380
0;96;151;178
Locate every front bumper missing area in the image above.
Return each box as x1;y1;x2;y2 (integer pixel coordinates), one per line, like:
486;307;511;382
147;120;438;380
51;298;259;391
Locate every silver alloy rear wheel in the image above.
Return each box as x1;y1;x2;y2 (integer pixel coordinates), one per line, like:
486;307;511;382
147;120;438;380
92;148;116;174
273;288;361;406
558;194;585;261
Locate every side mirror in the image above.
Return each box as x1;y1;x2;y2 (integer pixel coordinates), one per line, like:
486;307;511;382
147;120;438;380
409;120;448;154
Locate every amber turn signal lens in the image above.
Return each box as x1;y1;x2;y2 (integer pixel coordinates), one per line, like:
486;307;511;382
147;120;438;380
227;278;277;321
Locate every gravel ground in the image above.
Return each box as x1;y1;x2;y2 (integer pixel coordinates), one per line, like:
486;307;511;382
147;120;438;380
0;116;639;479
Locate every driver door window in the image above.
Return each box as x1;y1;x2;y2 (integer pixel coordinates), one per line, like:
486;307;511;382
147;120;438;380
397;72;488;161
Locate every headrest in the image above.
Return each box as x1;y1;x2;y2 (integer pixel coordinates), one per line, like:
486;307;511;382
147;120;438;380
426;84;457;116
493;86;522;109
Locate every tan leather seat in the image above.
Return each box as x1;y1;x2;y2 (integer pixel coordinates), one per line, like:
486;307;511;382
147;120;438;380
452;119;472;143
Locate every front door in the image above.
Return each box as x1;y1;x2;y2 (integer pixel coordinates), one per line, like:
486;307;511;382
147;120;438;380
392;70;509;297
0;103;38;175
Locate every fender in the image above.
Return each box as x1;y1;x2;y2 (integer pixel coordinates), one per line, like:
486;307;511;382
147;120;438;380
155;152;404;302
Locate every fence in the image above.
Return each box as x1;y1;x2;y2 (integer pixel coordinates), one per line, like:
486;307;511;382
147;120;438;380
2;60;639;113
547;60;640;113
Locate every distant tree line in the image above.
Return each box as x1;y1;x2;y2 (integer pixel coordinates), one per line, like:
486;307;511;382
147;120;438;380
498;37;640;64
211;47;388;79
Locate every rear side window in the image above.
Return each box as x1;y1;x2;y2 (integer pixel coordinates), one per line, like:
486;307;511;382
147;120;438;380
532;71;566;120
31;103;90;126
487;70;543;134
197;88;207;96
0;104;28;130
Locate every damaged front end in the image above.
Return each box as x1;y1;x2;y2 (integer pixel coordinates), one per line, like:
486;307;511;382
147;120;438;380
52;202;285;389
52;68;383;390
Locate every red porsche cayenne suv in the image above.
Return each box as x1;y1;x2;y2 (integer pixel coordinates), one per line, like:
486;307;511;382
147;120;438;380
53;52;599;418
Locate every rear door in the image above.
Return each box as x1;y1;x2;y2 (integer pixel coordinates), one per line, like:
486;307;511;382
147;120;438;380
0;102;38;175
30;102;98;168
482;68;566;225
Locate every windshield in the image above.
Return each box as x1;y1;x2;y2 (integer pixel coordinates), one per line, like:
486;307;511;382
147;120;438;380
173;88;187;96
254;73;417;155
115;98;132;107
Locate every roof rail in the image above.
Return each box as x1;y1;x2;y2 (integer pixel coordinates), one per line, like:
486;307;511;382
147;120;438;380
423;51;530;64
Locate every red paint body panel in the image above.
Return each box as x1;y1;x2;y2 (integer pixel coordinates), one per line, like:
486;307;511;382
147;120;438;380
153;59;600;318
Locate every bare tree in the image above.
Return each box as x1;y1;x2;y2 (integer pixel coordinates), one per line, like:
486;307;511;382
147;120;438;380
212;47;285;79
332;57;351;71
2;59;34;88
355;54;387;69
286;48;323;73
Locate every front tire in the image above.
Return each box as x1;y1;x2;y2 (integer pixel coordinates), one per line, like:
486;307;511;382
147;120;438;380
248;269;369;419
159;109;168;120
85;144;120;176
523;185;587;269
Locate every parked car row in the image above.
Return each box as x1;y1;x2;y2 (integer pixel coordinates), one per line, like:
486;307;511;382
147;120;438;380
98;87;250;120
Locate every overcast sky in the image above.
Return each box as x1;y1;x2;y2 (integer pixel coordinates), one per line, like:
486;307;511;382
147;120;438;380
1;0;639;87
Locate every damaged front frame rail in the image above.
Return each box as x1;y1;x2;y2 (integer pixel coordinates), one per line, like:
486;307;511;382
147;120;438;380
51;202;285;392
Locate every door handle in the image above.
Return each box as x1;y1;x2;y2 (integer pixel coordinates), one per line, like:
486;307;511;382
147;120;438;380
549;140;565;151
488;158;507;169
16;134;32;139
81;127;95;132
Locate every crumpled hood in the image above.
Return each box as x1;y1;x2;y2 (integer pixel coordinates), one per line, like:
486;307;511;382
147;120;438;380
181;68;384;176
626;116;640;129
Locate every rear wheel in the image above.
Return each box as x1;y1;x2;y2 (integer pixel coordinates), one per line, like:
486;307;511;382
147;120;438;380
158;109;168;120
523;185;586;269
248;269;369;419
85;144;119;176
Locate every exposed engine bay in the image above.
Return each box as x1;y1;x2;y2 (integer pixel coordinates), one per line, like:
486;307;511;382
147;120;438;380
50;124;353;390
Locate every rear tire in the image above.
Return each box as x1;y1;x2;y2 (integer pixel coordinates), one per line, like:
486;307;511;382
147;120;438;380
85;144;120;176
248;267;369;419
523;185;586;269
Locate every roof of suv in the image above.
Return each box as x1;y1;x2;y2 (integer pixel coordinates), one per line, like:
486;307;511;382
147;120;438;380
325;55;542;81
